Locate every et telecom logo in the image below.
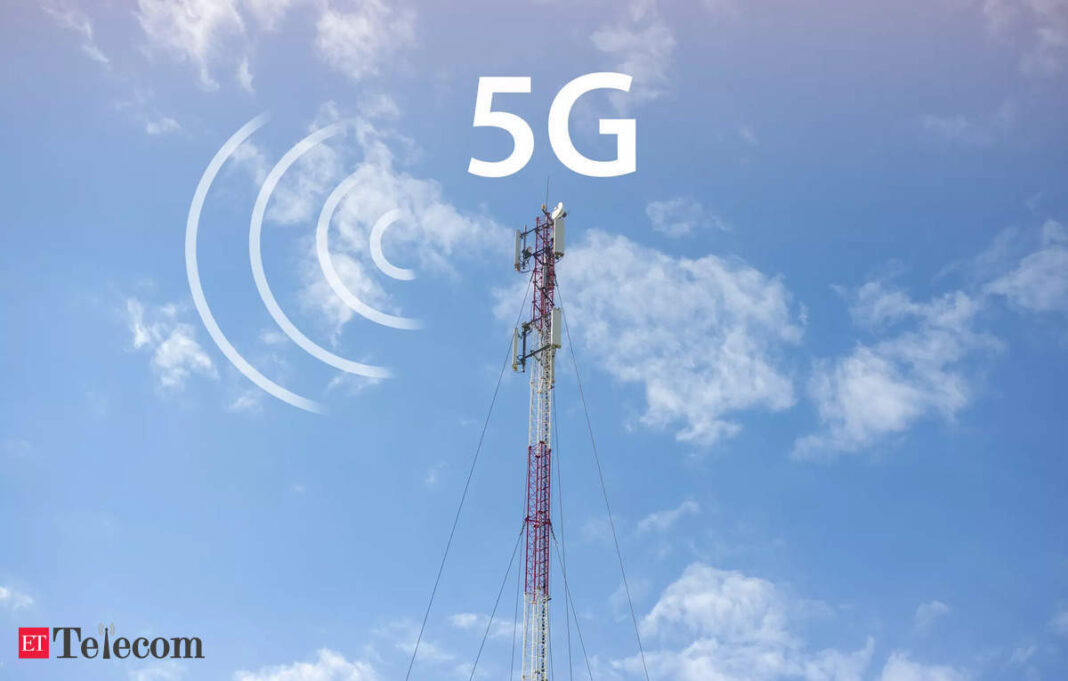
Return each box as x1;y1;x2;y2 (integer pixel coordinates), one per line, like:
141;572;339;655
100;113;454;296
18;624;204;661
17;627;48;658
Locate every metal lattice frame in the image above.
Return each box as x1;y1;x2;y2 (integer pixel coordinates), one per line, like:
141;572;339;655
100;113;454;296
520;211;558;681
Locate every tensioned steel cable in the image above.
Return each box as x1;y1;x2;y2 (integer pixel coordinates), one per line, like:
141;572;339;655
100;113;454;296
552;397;575;681
509;456;528;681
508;548;522;681
467;521;526;681
404;274;533;681
549;623;556;681
555;284;652;681
550;531;595;681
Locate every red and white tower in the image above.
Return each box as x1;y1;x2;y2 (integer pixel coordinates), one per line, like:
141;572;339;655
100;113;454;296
512;201;566;681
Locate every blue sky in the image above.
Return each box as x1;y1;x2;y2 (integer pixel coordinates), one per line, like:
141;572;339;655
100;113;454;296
2;1;1068;680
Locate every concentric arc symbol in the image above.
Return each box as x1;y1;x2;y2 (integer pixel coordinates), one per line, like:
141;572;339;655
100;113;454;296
370;208;416;281
249;123;396;376
187;114;421;414
316;176;420;329
185;113;326;413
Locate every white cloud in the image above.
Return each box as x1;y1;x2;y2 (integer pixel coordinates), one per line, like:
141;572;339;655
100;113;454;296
528;231;800;447
610;577;652;620
1050;608;1068;636
580;516;613;545
145;116;182;136
273;142;346;227
448;612;512;639
795;282;997;458
315;1;415;82
116;91;183;137
449;613;482;630
126;298;217;390
982;0;1068;77
919;101;1015;146
128;661;185;681
423;462;444;488
237;57;255;91
0;585;33;611
228;390;262;413
738;124;758;145
357;93;401;121
640;565;794;644
42;3;110;65
701;0;741;17
630;563;873;681
132;0;416;91
626;564;968;681
646;197;728;237
236;107;506;341
638;499;700;534
243;0;299;31
591;0;738;109
913;600;950;632
986;220;1068;314
372;619;455;666
877;653;967;681
591;0;676;108
235;649;376;681
1008;644;1037;665
136;0;245;90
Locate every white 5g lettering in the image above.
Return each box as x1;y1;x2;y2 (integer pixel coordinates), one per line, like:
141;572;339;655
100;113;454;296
467;72;636;178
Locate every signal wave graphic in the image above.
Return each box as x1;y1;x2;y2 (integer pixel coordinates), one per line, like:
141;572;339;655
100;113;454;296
185;114;418;414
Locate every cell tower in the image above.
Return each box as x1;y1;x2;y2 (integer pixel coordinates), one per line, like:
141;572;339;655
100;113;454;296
512;201;566;681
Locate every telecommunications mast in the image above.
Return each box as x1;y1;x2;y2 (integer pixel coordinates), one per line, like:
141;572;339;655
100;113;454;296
512;201;566;681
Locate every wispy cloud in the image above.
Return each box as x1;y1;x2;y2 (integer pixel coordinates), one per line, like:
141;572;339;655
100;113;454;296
423;462;444;488
1051;608;1068;636
372;619;455;667
128;661;185;681
591;0;676;109
145;116;182;136
878;653;967;681
126;297;217;390
234;649;375;681
919;101;1016;146
738;124;758;146
131;0;416;92
795;282;998;459
228;390;263;413
236;57;255;91
796;218;1067;459
136;0;245;90
986;220;1068;314
637;499;700;534
1009;643;1038;666
0;585;34;611
235;104;507;343
646;197;729;237
315;1;415;83
914;600;951;632
982;0;1068;77
448;612;512;640
116;91;184;137
623;563;969;681
522;231;800;447
243;0;299;31
42;3;110;65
